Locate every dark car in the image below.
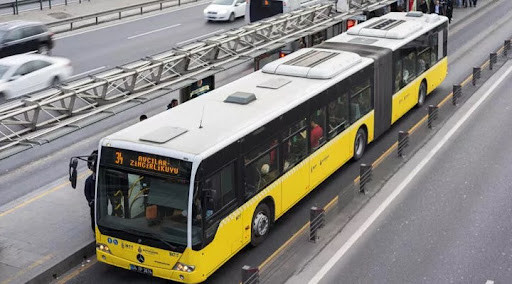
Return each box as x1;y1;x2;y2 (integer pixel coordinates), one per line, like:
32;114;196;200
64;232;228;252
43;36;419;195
0;21;54;58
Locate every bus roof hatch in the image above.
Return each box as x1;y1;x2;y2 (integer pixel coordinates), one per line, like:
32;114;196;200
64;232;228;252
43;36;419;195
347;17;423;39
139;126;188;144
262;48;361;79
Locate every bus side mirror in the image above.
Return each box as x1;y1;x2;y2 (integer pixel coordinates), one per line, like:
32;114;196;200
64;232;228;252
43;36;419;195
69;157;78;189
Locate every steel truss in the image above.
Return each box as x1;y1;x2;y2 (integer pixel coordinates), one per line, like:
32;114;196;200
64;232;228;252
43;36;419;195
0;0;395;157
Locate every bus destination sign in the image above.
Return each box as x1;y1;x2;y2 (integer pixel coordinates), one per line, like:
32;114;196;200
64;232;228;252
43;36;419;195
101;147;191;177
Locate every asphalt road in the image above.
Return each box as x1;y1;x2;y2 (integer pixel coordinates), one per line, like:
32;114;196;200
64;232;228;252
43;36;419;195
52;2;246;76
44;0;512;283
314;61;512;284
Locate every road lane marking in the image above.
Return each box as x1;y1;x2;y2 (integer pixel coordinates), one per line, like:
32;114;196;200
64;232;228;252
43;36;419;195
69;66;106;79
176;29;225;46
259;222;310;272
55;0;211;40
56;257;97;284
0;171;89;218
308;65;512;284
127;24;181;40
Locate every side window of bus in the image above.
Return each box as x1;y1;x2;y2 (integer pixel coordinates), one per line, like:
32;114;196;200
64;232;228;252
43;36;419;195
430;32;439;66
244;139;280;200
416;34;431;74
309;107;326;152
394;59;403;92
327;92;349;140
402;47;417;84
203;163;236;220
350;78;372;124
282;118;308;172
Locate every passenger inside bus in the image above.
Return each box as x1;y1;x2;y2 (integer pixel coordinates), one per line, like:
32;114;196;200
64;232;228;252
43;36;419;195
310;119;324;149
284;130;307;171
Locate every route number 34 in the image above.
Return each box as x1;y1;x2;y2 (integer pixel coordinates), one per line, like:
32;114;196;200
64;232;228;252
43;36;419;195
115;151;124;165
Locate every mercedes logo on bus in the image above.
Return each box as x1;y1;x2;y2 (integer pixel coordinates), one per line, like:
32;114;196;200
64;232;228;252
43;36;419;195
136;254;145;263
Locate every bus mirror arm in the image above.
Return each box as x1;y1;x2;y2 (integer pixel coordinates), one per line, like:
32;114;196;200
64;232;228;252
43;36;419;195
68;155;93;189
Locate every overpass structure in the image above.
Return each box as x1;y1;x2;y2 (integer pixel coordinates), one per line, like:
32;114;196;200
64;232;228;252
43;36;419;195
0;0;396;159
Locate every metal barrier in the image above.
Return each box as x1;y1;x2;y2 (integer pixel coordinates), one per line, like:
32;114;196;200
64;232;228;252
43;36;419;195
242;265;259;284
472;67;481;86
452;84;461;106
309;206;325;242
427;105;438;129
0;0;89;15
47;0;190;32
397;130;409;158
359;163;372;194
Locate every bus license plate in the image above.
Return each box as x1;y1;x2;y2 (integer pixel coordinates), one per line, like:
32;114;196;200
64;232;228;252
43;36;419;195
130;264;153;275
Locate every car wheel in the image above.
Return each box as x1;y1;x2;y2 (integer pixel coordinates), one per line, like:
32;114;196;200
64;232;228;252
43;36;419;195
0;92;5;104
417;80;427;107
353;127;367;161
51;77;60;87
229;13;235;22
38;44;50;55
250;203;271;247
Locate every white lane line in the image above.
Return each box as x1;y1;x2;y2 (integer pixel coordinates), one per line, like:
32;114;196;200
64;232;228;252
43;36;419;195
308;65;512;284
127;23;181;40
55;0;211;40
176;29;224;46
69;66;106;79
485;281;494;284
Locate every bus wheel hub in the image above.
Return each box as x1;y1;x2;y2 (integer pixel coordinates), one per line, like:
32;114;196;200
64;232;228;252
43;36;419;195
253;212;269;236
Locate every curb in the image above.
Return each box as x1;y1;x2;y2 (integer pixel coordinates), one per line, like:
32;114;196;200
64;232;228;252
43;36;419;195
27;241;96;284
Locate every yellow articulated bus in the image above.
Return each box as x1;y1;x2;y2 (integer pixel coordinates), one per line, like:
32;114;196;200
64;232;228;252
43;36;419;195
93;12;448;283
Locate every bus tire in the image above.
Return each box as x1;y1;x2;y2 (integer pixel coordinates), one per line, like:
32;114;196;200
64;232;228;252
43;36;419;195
250;203;271;247
417;80;427;107
353;127;367;161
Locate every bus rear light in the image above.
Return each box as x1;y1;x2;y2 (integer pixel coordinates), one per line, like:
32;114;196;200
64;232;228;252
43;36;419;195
173;262;195;272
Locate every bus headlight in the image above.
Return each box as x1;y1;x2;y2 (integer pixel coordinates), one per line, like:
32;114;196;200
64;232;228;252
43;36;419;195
97;243;111;254
173;262;195;272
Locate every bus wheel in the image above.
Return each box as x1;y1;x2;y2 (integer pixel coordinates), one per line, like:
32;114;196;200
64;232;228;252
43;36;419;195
353;127;367;161
417;81;427;107
251;203;271;246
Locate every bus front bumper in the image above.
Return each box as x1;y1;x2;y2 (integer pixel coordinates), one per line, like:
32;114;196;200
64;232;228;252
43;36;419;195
97;250;203;283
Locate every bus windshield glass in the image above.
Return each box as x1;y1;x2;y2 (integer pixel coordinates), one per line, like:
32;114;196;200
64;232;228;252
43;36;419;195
96;147;196;249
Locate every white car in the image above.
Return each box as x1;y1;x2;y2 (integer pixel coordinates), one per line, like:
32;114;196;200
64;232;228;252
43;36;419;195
204;0;246;22
0;54;72;101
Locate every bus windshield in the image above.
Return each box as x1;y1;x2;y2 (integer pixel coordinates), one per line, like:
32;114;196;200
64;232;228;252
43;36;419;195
96;147;198;250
